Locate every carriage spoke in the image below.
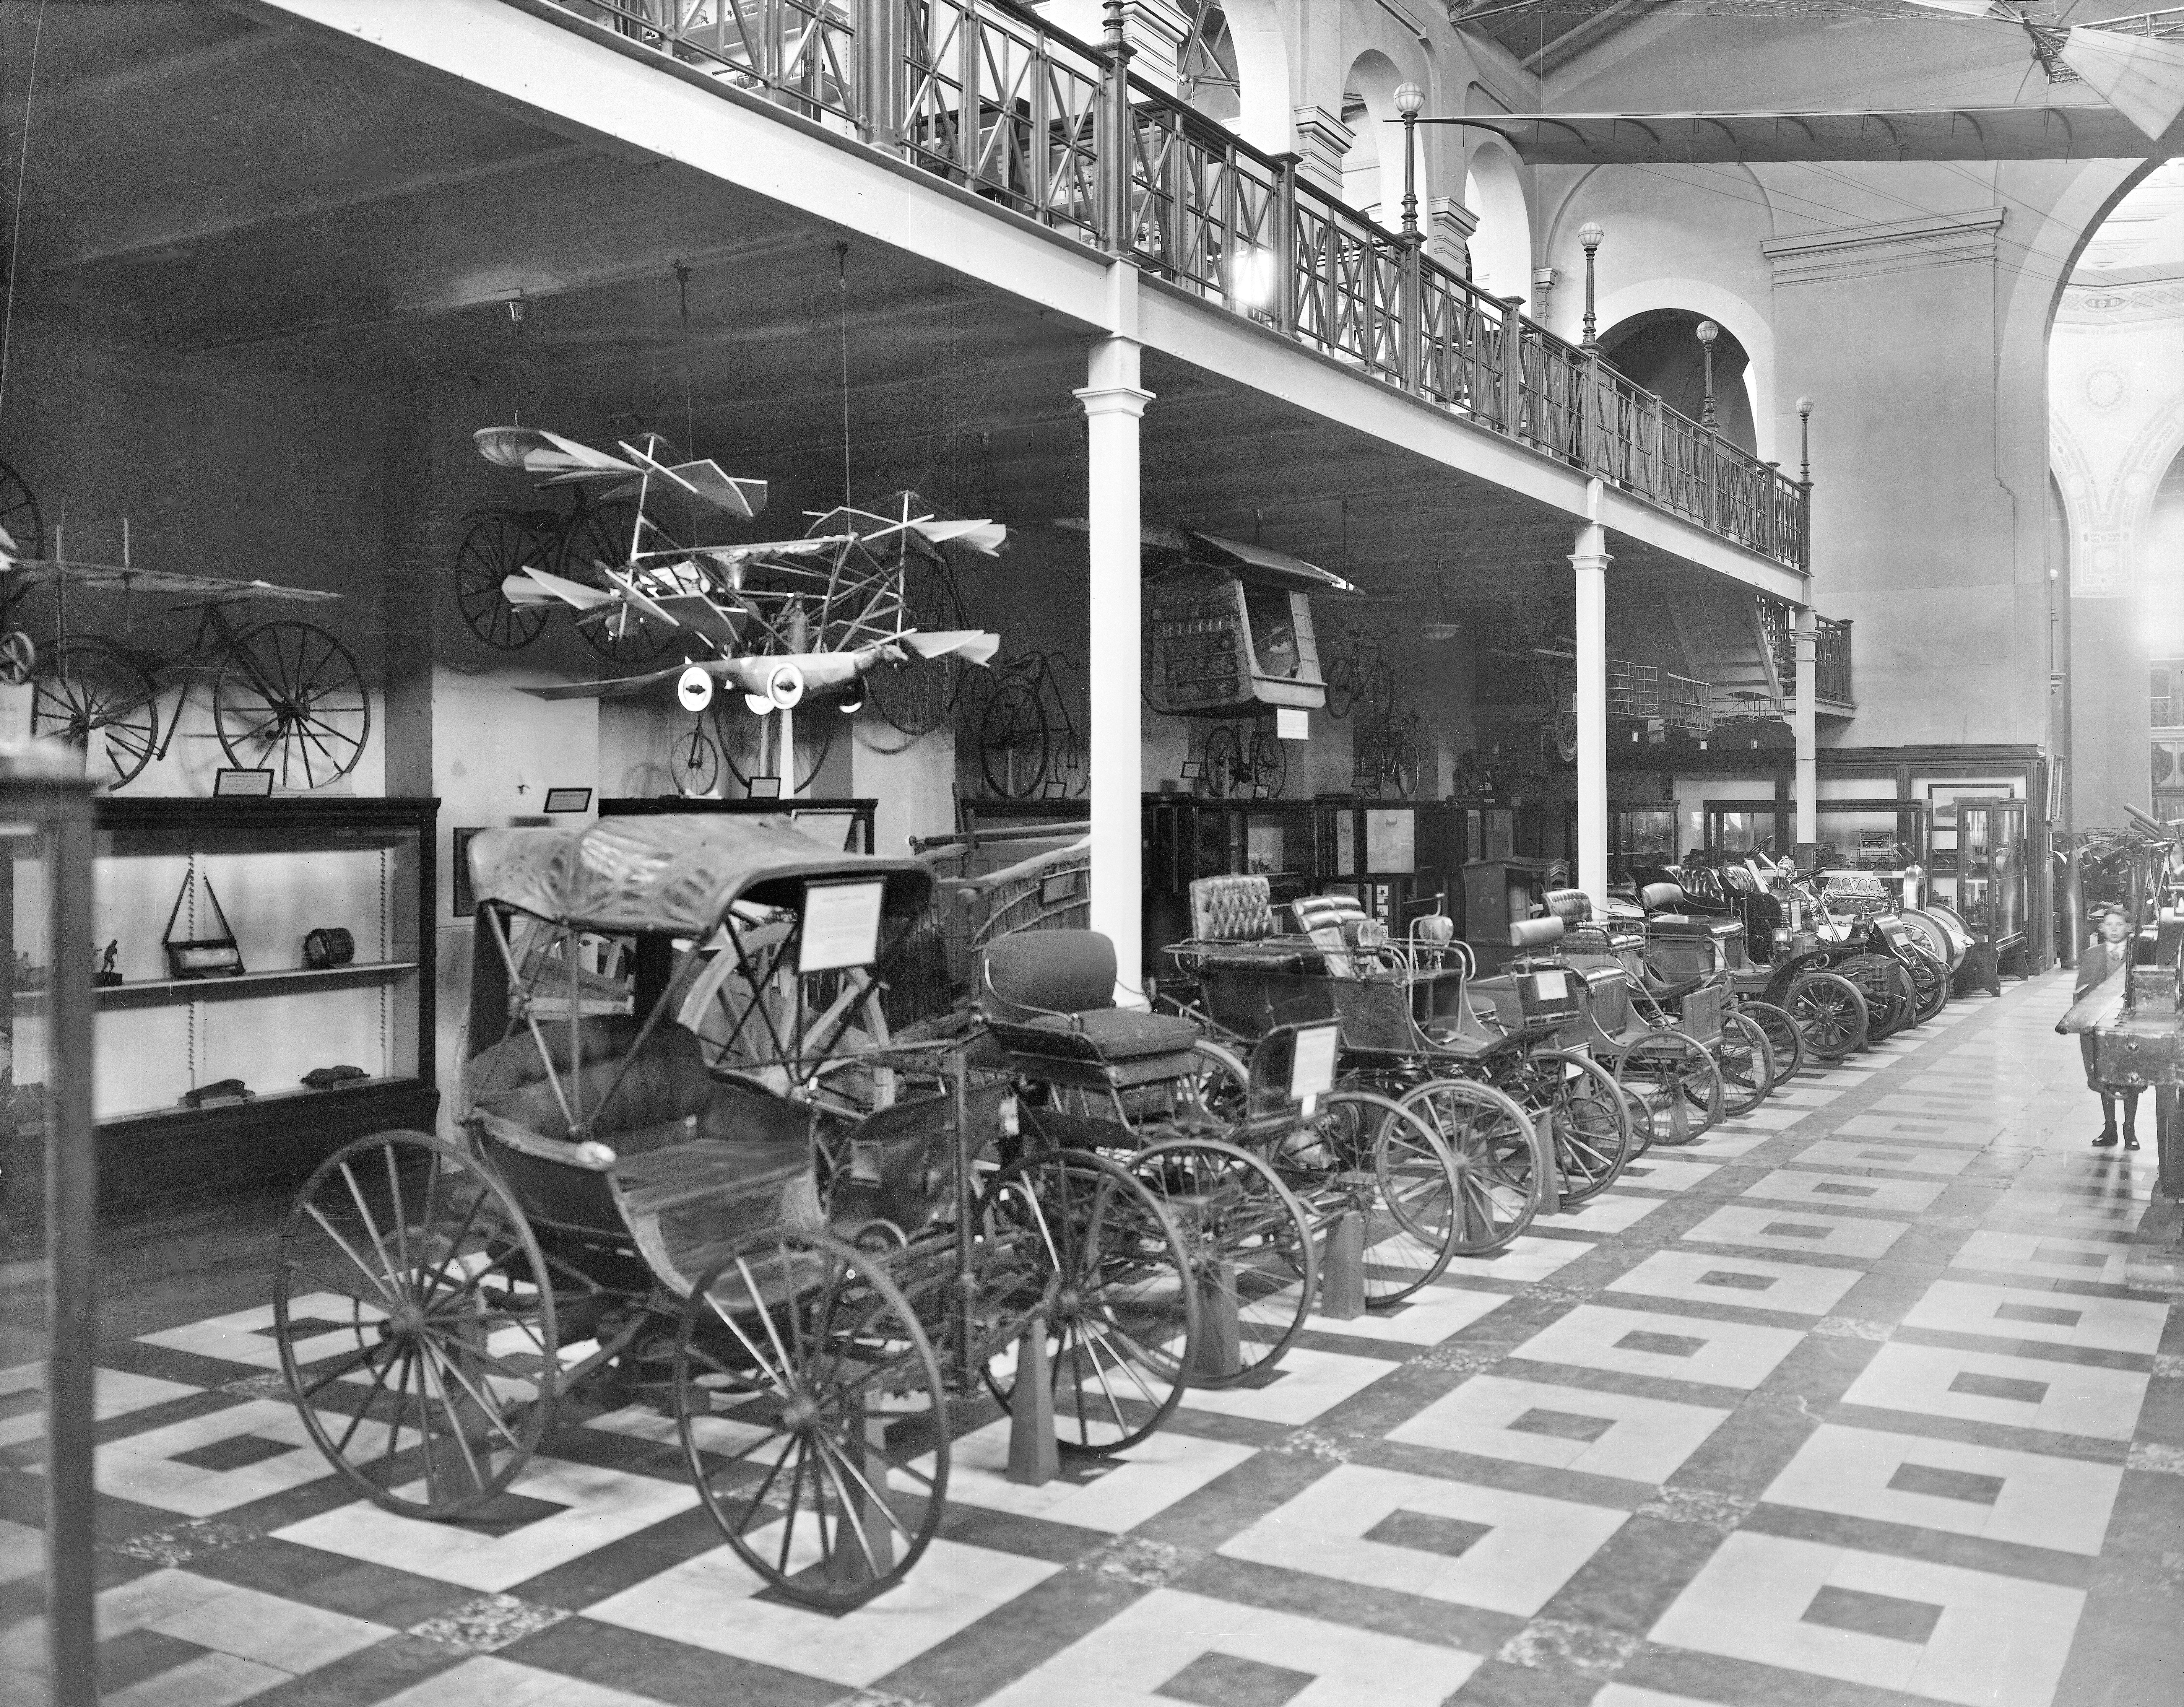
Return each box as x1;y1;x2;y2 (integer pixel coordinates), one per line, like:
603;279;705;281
305;1205;401;1310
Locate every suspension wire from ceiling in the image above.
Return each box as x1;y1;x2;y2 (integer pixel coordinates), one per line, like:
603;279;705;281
0;0;50;437
908;316;1043;497
837;241;852;510
508;296;530;428
674;259;694;457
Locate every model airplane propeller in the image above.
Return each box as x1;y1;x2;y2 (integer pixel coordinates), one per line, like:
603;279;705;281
473;427;1001;713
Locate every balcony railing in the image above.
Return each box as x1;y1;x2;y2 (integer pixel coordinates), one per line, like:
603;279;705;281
522;0;1809;571
1770;612;1854;708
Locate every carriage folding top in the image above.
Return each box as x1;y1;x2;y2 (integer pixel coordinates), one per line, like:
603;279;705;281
460;816;935;1302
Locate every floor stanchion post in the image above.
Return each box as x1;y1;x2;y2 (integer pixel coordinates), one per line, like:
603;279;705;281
1006;1317;1060;1486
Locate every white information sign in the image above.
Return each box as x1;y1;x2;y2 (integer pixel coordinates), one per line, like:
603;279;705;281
799;879;886;973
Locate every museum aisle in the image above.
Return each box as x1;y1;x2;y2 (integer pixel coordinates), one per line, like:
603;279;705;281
1;973;2175;1707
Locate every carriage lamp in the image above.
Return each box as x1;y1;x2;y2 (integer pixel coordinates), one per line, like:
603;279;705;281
1578;222;1604;350
1696;320;1720;431
1394;82;1425;238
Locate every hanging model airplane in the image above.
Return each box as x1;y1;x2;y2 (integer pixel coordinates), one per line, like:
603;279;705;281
471;428;1000;711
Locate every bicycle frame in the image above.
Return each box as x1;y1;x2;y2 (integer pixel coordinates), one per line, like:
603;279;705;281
67;601;274;764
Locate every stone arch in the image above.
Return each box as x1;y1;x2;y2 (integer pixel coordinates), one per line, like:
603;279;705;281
1211;0;1292;155
1592;278;1778;463
1462;134;1531;304
1336;49;1410;229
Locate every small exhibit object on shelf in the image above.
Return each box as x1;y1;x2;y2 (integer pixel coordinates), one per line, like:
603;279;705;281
213;768;275;798
161;867;245;979
93;941;123;988
302;927;355;968
543;786;592;813
301;1064;368;1089
181;1078;253;1108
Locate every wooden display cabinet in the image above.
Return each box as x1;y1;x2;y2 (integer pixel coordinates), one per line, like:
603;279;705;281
7;796;439;1208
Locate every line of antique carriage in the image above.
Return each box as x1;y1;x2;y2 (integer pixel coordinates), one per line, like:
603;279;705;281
270;814;1979;1612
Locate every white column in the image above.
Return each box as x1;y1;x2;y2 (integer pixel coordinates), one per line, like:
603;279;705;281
1792;606;1818;858
1571;520;1611;912
1077;334;1154;1004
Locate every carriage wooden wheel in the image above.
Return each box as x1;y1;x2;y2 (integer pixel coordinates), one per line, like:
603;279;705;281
977;1147;1203;1455
1612;1032;1726;1145
672;1228;949;1611
273;1130;561;1518
1386;1081;1543;1258
1783;970;1869;1060
1711;1010;1777;1118
454;510;554;651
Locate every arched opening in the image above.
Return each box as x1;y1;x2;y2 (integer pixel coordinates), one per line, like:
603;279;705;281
1336;52;1409;232
1462;140;1529;302
1175;0;1241;125
1598;309;1758;455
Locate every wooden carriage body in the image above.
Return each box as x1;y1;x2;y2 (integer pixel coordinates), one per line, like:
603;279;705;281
1139;529;1350;719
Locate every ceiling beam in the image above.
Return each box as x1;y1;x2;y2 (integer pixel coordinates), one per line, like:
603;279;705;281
1519;0;1658;73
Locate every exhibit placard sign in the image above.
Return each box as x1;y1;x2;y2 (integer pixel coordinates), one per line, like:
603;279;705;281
800;879;886;972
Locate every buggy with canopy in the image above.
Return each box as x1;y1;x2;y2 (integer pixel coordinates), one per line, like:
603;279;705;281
271;816;1202;1611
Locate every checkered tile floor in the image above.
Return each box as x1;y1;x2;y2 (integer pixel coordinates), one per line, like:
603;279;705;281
4;974;2179;1707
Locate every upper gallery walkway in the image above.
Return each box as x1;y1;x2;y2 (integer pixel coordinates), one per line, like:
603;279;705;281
257;0;1812;603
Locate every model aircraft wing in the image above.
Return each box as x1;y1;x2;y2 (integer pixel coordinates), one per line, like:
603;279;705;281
474;425;642;485
910;517;1007;556
647;593;743;647
598;567;681;631
0;558;341;601
513;565;618;611
903;629;1000;666
515;663;688;702
602;445;768;519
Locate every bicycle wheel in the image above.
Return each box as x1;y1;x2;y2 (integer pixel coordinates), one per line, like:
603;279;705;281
1365;658;1395;719
1129;1138;1316;1388
1355;734;1384;792
715;697;833;795
1324;654;1357;719
669;722;720;796
216;622;371;790
978;1148;1199;1455
1390;1078;1544;1257
0;458;41;557
1735;1000;1807;1089
1200;725;1244;797
1051;729;1087;797
562;501;679;665
455;512;552;651
1614;1031;1724;1145
1493;1051;1633;1206
1784;971;1868;1061
31;635;159;789
674;1229;946;1611
275;1130;556;1520
867;554;968;737
980;680;1050;798
1249;727;1286;797
1391;741;1420;799
1712;1010;1776;1118
958;661;997;731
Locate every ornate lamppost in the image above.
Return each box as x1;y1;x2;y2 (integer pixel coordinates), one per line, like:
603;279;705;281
1394;81;1424;238
1797;394;1813;484
1578;221;1604;350
1696;318;1720;431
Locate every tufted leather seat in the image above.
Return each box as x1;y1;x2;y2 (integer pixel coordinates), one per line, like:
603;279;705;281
1544;889;1593;923
1191;874;1277;943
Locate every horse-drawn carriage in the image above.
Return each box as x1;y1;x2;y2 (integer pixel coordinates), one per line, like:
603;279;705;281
271;817;1215;1611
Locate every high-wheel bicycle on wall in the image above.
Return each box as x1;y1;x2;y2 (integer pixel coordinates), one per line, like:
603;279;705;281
962;649;1086;800
454;486;679;662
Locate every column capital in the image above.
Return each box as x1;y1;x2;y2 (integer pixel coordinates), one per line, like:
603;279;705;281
1075;383;1155;419
1290;104;1355;200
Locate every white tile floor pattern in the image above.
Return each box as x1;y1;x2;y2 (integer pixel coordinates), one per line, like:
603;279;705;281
2;971;2175;1707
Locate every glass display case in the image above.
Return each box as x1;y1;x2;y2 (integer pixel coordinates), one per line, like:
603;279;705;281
1813;800;1928;882
1950;797;2027;946
1315;796;1450;932
1562;803;1677;882
1704;801;1788;860
1143;795;1316;974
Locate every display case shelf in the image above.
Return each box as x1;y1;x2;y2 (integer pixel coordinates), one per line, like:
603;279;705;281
16;960;419;1012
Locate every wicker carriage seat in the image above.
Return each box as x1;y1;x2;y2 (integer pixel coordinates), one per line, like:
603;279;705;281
985;930;1203;1062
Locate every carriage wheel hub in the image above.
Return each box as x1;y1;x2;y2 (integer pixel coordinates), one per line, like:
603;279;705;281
381;1303;428;1341
782;1396;822;1434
